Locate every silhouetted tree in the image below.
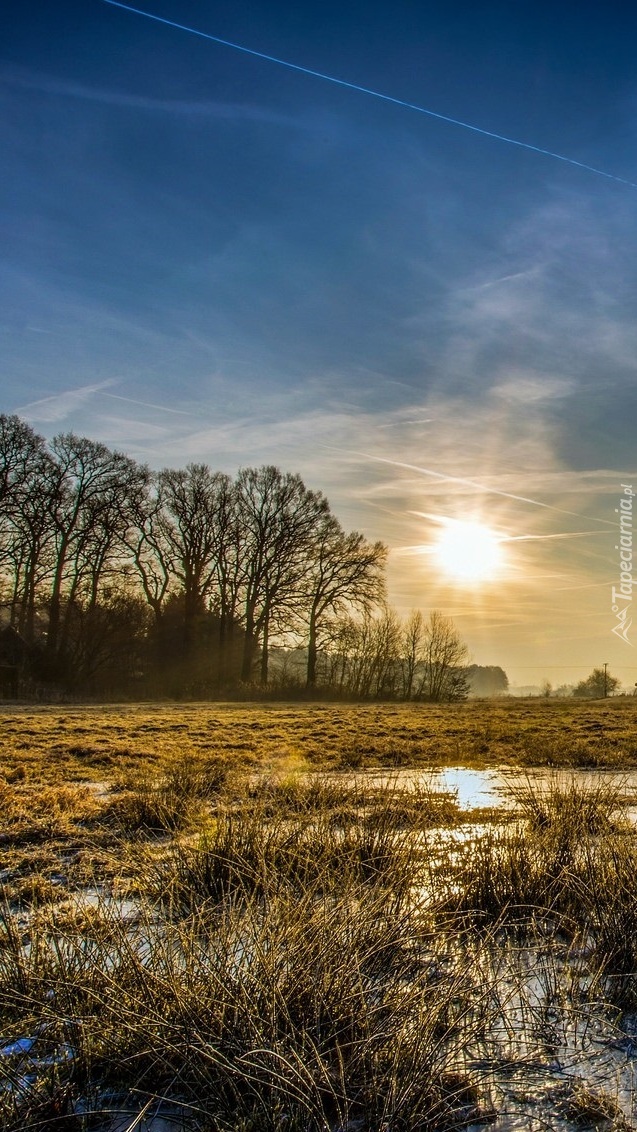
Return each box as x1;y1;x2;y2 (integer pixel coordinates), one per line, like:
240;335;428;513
159;464;233;653
0;417;53;629
400;610;424;700
236;466;329;684
45;434;146;664
0;416;396;698
125;474;174;626
0;415;45;515
304;516;386;688
417;611;469;702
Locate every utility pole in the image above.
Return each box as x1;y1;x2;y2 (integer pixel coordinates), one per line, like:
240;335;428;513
603;662;608;698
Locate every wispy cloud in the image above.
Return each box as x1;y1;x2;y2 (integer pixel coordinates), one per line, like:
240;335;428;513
16;381;117;423
490;373;575;404
0;65;303;127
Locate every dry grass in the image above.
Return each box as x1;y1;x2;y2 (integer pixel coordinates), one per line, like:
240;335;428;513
2;703;637;1128
2;698;637;786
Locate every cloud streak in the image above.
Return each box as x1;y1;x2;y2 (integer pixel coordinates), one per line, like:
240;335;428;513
356;453;614;526
16;381;117;423
100;392;195;416
0;65;302;126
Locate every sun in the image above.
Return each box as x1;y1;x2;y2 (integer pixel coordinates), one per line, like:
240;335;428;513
434;520;504;582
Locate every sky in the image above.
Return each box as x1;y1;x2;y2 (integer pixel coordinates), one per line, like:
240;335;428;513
2;0;637;689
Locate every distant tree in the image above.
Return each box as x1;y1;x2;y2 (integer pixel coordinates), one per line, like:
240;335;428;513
465;665;509;698
336;608;400;699
572;667;620;698
540;680;553;698
417;611;469;702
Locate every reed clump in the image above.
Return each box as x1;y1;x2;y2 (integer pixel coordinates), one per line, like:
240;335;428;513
154;803;422;915
0;881;497;1132
3;758;637;1128
105;753;228;835
507;774;626;838
437;777;631;929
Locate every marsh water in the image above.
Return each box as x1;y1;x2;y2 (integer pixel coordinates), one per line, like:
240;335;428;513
356;764;637;813
7;763;637;1132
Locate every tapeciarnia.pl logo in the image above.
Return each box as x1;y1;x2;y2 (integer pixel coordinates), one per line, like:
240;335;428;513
611;483;634;645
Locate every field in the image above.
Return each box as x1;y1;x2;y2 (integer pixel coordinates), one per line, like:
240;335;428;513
2;699;637;1131
3;696;637;783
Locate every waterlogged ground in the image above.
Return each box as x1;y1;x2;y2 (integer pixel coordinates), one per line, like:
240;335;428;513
2;700;637;1130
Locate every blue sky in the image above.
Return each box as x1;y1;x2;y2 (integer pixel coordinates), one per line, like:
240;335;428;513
3;0;637;686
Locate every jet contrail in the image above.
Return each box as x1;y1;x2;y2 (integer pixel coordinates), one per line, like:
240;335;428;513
410;514;608;542
363;453;617;525
101;0;635;188
100;392;195;416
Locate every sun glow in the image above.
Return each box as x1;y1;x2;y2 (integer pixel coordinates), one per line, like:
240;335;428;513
434;520;505;582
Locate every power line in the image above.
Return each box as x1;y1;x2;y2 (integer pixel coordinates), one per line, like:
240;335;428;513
101;0;637;189
500;665;637;670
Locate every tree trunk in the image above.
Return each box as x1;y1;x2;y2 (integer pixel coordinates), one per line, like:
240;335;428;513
306;608;318;688
260;612;269;685
241;606;257;682
47;538;69;653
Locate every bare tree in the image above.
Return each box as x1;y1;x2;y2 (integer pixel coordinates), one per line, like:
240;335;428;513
0;417;50;610
400;610;424;700
206;476;243;658
367;608;402;698
125;474;174;626
236;466;329;684
304;516;386;688
417;611;469;702
159;464;232;651
0;415;45;514
46;434;145;658
5;447;59;640
332;608;401;699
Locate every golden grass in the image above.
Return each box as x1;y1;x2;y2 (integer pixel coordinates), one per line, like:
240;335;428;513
3;713;637;1128
2;697;637;785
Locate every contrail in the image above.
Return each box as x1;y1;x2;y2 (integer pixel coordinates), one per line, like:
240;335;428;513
363;453;617;525
101;392;195;416
101;0;635;188
410;515;608;541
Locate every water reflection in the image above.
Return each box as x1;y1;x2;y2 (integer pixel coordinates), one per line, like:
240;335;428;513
431;766;503;809
429;766;637;813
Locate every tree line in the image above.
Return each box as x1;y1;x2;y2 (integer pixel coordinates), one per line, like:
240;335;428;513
0;414;481;700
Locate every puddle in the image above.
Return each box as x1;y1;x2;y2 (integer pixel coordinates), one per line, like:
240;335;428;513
431;766;504;809
415;766;637;813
